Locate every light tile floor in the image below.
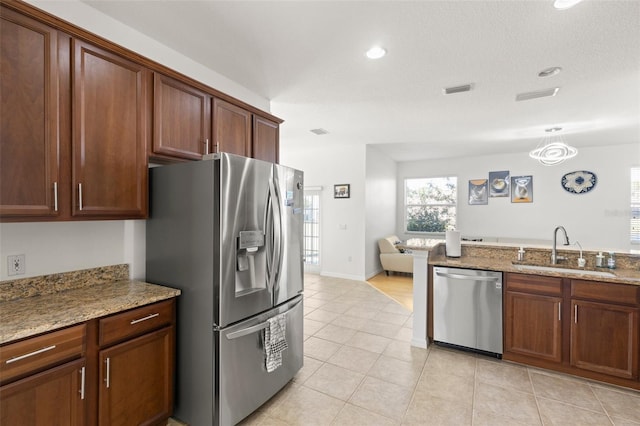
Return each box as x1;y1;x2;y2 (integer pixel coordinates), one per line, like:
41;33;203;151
224;274;639;425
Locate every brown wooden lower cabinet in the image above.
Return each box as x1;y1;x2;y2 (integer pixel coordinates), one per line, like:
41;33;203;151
503;272;640;390
98;327;173;426
505;291;562;363
0;358;86;426
570;299;639;379
0;299;176;425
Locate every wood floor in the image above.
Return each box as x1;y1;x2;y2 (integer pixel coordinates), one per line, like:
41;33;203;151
366;272;413;311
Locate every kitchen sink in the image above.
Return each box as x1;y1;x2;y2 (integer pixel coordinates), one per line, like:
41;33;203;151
512;263;616;278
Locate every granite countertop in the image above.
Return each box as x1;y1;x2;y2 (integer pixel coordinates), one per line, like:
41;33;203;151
0;266;180;345
429;251;640;287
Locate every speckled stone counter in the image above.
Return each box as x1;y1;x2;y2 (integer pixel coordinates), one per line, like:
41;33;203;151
428;243;640;286
0;265;180;345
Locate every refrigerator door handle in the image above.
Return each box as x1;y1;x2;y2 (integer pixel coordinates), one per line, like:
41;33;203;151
265;184;277;292
226;321;269;340
225;296;302;340
267;179;283;291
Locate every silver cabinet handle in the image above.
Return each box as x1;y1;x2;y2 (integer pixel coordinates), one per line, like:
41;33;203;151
574;305;578;324
79;366;86;400
53;182;58;211
78;183;83;211
130;313;159;325
558;302;561;321
204;138;209;155
6;345;56;364
105;357;110;388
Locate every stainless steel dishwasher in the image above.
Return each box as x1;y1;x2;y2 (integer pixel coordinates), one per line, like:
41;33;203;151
433;266;503;357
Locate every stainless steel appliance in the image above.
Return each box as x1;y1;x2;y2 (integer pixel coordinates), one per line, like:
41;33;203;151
146;153;304;425
433;266;503;357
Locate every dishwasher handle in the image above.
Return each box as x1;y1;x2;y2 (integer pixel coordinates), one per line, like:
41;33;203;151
435;271;500;282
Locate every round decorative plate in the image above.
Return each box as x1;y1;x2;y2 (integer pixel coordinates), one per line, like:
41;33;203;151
561;170;597;194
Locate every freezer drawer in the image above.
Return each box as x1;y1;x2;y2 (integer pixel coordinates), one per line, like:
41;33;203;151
218;296;303;425
433;267;503;355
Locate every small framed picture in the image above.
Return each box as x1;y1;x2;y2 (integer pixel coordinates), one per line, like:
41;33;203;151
468;179;488;205
489;170;510;197
334;184;350;199
511;175;533;203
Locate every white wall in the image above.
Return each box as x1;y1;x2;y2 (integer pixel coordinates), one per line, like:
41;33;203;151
281;144;367;280
397;143;639;252
0;220;145;280
365;146;397;278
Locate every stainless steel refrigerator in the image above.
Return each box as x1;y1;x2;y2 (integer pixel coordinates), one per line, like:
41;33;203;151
146;153;304;425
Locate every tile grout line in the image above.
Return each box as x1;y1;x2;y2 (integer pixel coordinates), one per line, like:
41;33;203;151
527;367;546;426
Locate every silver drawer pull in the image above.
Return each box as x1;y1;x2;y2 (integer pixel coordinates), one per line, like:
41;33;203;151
78;183;83;211
130;313;159;325
105;357;110;388
80;366;86;400
53;182;58;211
6;345;56;364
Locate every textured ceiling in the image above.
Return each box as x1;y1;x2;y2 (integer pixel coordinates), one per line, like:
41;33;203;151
81;0;640;161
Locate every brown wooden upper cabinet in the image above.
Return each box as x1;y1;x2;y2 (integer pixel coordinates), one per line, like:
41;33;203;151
253;115;279;163
212;98;252;157
0;8;60;218
71;40;148;218
152;73;211;161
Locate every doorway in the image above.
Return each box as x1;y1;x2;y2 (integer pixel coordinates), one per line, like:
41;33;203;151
303;190;321;273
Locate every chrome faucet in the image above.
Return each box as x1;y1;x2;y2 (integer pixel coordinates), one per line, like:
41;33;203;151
551;226;570;264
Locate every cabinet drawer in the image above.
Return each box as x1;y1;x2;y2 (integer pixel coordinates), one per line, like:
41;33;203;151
99;300;174;347
571;280;639;305
0;324;86;384
506;272;563;296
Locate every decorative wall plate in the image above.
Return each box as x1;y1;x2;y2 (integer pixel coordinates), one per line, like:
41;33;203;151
562;170;597;194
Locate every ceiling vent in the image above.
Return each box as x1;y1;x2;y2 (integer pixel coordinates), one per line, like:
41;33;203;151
443;84;473;95
310;128;329;135
516;87;560;101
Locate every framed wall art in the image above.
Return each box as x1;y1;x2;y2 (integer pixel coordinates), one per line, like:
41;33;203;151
489;170;510;197
511;175;533;203
468;179;488;205
334;184;350;199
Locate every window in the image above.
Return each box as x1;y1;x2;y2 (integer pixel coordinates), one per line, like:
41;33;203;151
632;167;640;244
405;177;457;233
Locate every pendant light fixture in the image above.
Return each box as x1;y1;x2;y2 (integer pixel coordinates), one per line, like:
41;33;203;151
529;127;578;166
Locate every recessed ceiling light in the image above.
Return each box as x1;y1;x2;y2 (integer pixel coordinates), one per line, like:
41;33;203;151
365;46;386;59
538;66;562;77
553;0;584;9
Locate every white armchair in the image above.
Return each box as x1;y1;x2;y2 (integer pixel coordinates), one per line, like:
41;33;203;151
378;235;413;275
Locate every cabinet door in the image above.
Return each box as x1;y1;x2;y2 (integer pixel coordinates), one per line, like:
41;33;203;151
72;40;148;218
0;358;86;426
98;327;173;426
153;73;211;160
505;291;563;363
571;300;639;379
0;8;60;217
213;98;251;157
252;115;279;163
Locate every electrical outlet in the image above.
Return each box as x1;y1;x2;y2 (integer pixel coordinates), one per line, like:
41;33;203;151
7;254;25;276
